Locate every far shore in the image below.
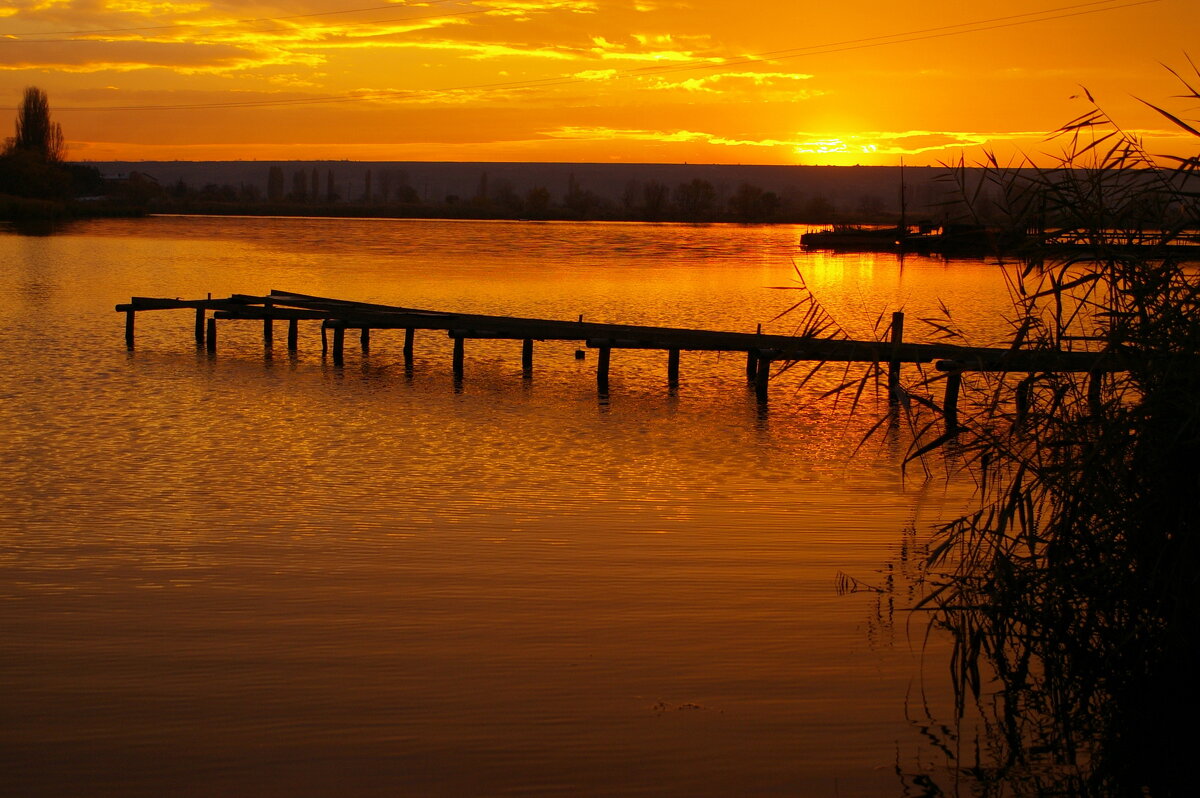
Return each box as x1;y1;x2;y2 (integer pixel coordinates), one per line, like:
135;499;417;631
3;197;898;226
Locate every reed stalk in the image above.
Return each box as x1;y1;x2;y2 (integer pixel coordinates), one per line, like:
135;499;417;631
890;64;1200;796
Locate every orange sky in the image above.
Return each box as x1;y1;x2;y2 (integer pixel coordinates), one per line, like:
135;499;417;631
1;0;1196;165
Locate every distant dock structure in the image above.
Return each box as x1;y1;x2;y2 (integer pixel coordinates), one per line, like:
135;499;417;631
117;290;1126;417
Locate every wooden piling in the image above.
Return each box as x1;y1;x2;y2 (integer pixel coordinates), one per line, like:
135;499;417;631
522;338;533;378
1087;370;1103;415
1015;376;1033;426
125;309;135;349
888;311;905;403
943;369;962;431
746;349;759;381
453;335;464;377
263;315;273;347
332;325;345;365
194;308;205;346
206;318;216;353
321;322;329;356
360;327;370;354
403;328;415;363
287;318;298;352
668;348;680;386
597;345;611;390
755;354;771;402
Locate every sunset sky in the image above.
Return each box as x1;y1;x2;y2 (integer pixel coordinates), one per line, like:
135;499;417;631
1;0;1196;165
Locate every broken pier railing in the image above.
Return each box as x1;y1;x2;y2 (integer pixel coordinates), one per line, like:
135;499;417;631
116;290;1126;415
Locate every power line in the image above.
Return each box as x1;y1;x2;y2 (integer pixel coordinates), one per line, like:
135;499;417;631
48;0;1160;112
631;0;1158;75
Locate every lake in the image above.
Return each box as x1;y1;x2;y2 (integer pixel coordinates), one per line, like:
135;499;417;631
0;216;1011;796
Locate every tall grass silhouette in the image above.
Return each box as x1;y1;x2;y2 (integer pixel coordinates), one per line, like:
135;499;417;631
808;61;1200;795
905;63;1200;796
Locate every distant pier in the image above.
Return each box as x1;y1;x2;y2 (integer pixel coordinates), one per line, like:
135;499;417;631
117;290;1128;417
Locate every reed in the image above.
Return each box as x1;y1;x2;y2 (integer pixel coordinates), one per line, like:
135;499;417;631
876;63;1200;795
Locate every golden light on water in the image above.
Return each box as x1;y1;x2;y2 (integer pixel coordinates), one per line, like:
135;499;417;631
1;218;998;793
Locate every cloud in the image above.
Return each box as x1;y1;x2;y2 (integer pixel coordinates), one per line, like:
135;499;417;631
787;129;1072;158
0;40;300;74
0;1;609;74
791;131;988;156
645;71;816;96
104;1;207;14
539;125;1072;159
588;34;721;64
474;0;598;15
330;38;580;60
572;68;618;81
542;125;797;149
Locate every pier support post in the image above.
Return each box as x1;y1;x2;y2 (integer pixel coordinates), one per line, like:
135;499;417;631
668;348;680;387
360;327;370;355
754;355;771;403
1087;370;1103;415
404;328;415;364
746;349;759;381
194;308;205;346
263;312;273;347
287;319;298;353
321;322;329;356
453;336;465;378
206;318;217;354
332;325;345;366
125;310;135;350
597;346;611;392
1015;376;1033;426
888;311;905;404
943;368;962;432
522;338;533;379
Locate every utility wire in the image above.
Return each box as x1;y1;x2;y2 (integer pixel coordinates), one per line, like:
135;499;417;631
624;0;1160;77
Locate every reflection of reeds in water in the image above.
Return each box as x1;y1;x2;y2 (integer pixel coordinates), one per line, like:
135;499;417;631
833;64;1200;796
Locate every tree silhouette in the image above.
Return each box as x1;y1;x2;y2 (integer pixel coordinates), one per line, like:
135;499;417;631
472;171;489;207
9;87;64;163
289;170;308;201
524;186;550;217
641;180;669;221
674;178;716;221
729;183;781;222
266;166;284;201
1;87;76;201
564;173;602;216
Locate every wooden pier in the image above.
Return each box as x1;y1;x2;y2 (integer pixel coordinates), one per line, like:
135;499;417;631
116;290;1128;416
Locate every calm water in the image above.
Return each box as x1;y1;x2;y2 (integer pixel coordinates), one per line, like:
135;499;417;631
0;217;1010;796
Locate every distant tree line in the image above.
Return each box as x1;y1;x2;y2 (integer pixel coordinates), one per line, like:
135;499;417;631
146;165;890;224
